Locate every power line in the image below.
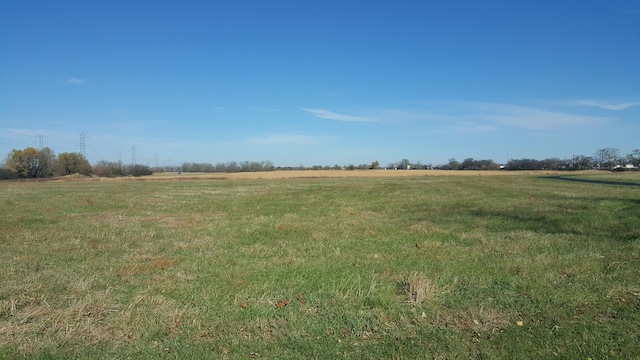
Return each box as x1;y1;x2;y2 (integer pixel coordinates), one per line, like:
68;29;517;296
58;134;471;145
0;128;38;142
0;136;33;148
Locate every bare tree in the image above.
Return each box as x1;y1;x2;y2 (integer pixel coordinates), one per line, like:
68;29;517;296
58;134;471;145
594;148;620;169
627;149;640;167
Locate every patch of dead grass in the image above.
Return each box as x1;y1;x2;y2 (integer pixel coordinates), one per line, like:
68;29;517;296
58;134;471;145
111;257;179;277
438;307;512;334
409;221;447;236
399;272;441;304
0;290;123;351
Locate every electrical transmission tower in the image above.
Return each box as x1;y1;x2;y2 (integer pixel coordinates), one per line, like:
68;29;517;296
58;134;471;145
79;132;87;157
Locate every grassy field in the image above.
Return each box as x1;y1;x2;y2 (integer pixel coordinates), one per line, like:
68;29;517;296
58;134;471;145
1;171;639;359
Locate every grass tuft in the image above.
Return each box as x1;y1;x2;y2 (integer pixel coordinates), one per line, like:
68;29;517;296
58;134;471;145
399;272;441;304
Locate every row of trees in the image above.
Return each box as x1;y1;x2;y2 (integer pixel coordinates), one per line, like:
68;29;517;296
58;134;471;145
176;160;275;173
2;146;638;180
436;158;500;170
93;160;275;176
249;148;638;172
93;161;153;177
0;147;275;179
433;148;639;171
289;160;433;171
505;148;640;171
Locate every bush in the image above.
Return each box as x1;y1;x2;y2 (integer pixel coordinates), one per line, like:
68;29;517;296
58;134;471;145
93;166;114;178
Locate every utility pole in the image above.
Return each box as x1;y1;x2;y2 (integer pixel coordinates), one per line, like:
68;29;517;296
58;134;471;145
38;135;44;150
131;146;136;176
117;149;122;174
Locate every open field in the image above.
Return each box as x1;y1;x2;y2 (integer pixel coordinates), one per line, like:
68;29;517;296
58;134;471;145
119;169;605;181
1;172;639;358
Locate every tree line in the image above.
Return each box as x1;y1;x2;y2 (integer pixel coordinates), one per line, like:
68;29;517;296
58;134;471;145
174;160;275;173
0;146;275;179
503;148;639;171
92;159;277;175
2;146;638;180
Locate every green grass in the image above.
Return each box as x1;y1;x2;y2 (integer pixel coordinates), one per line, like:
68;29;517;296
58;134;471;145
1;175;639;359
549;171;640;184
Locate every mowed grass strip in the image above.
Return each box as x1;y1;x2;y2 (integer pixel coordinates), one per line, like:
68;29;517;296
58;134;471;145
0;174;639;358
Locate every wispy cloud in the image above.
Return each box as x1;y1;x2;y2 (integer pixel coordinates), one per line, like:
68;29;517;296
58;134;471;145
460;102;609;130
533;99;640;111
300;108;379;122
301;101;611;132
449;122;501;133
66;78;86;84
575;100;640;111
247;133;329;145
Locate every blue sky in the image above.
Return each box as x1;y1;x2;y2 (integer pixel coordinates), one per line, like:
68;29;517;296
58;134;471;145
1;0;638;167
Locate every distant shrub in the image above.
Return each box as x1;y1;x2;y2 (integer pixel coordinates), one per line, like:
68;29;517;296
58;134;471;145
93;165;114;178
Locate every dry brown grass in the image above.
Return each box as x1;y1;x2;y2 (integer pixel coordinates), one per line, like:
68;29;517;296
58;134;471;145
154;170;537;180
4;168;605;183
0;290;123;352
74;169;606;182
399;272;442;304
438;307;513;334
